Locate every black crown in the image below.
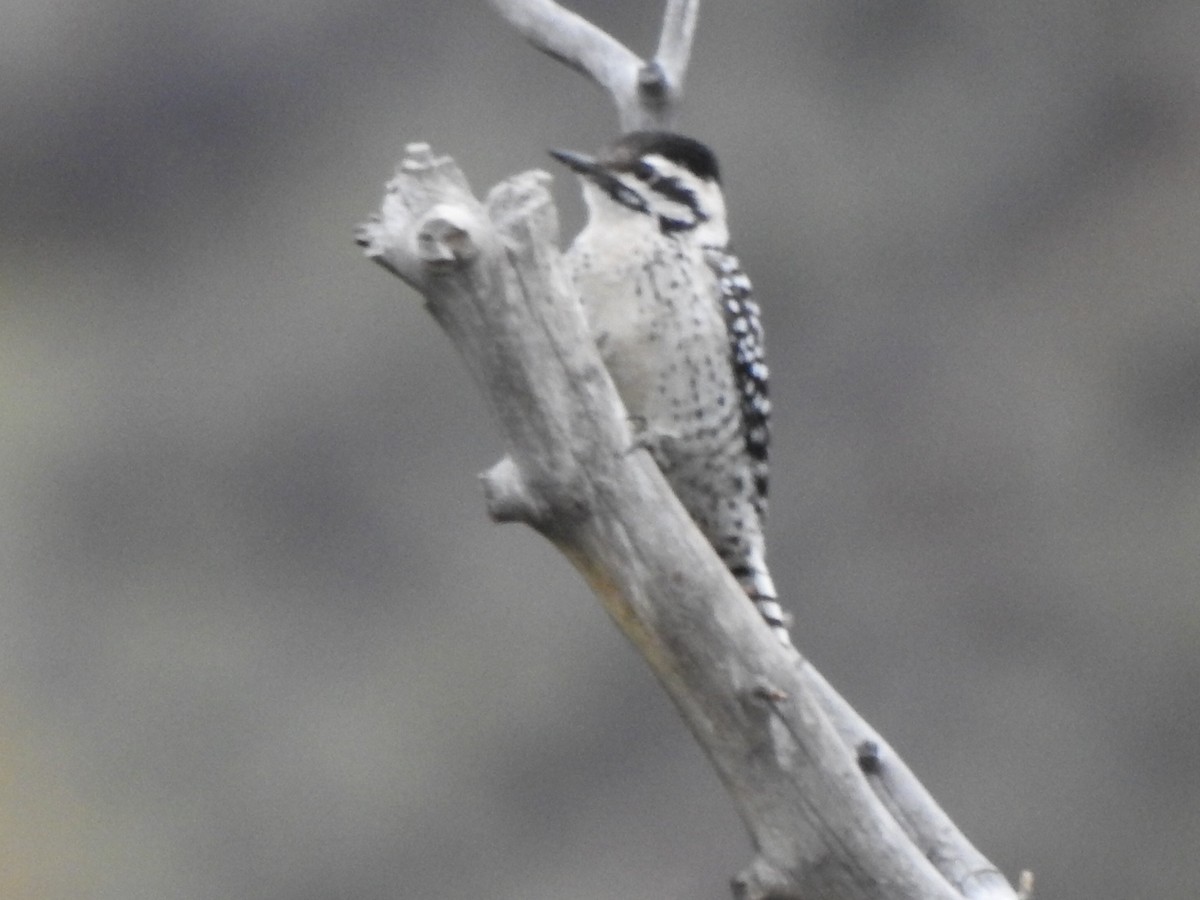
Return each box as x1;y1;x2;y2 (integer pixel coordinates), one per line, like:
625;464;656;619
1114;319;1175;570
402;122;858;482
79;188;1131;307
604;131;721;184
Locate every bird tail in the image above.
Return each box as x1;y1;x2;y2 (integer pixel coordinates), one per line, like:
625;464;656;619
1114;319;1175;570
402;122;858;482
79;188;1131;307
732;566;793;648
754;596;793;648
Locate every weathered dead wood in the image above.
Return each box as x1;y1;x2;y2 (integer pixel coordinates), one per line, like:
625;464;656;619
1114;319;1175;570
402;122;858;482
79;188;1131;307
357;142;1024;900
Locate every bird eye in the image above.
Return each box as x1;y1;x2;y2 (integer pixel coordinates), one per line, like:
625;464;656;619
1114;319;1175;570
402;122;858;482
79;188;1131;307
632;160;656;182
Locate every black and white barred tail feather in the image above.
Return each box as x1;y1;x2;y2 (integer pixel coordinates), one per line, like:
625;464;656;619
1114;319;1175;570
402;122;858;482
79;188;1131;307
708;246;790;648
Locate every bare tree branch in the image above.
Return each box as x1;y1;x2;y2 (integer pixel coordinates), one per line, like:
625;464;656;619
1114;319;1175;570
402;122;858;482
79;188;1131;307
488;0;698;130
802;664;1022;900
357;144;1025;900
489;0;640;96
653;0;700;92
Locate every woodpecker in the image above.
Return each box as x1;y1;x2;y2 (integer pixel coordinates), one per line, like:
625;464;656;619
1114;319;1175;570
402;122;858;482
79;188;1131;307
550;131;791;647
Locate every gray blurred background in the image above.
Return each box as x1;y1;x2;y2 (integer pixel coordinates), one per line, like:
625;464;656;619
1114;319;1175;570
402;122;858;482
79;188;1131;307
3;1;1198;897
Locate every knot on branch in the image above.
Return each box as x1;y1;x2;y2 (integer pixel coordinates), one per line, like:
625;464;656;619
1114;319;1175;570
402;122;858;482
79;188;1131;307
732;856;793;900
482;456;594;535
637;60;672;107
417;206;480;270
481;456;546;524
856;739;883;775
357;143;487;288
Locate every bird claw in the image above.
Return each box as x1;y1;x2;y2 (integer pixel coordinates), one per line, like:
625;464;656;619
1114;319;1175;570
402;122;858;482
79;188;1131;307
626;416;679;470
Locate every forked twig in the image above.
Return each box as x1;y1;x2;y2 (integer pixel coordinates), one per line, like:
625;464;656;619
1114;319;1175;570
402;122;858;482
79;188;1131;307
488;0;699;130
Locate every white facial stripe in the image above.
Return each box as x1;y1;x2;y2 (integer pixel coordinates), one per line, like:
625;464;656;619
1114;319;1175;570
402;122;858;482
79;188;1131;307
626;156;707;231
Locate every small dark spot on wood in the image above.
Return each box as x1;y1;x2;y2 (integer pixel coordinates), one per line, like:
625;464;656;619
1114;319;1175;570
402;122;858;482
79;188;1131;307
752;679;788;703
857;740;882;775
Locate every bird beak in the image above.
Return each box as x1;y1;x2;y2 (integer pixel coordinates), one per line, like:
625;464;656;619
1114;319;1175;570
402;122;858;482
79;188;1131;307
548;148;601;178
549;147;650;215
